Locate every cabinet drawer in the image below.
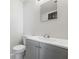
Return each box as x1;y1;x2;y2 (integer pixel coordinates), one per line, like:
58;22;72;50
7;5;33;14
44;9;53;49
26;39;40;47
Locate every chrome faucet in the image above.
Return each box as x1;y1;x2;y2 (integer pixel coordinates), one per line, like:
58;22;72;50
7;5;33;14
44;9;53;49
43;34;50;38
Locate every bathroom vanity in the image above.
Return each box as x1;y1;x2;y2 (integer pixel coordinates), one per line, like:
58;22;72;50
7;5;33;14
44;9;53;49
23;35;68;59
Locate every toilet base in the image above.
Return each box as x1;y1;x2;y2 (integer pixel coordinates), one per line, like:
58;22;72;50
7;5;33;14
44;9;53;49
15;53;24;59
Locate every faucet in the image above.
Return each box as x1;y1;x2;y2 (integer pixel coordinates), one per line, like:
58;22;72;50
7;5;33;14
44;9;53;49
43;34;50;38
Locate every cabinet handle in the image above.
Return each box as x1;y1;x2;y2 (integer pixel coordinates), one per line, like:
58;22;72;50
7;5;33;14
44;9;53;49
35;46;41;48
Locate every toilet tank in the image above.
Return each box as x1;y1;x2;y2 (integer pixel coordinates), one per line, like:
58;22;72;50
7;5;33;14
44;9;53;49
22;36;27;45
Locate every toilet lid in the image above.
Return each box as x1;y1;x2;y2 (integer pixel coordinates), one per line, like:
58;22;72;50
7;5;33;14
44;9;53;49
13;45;25;51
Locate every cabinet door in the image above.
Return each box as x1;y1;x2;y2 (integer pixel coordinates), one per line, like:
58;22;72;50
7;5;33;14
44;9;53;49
25;39;40;59
40;43;68;59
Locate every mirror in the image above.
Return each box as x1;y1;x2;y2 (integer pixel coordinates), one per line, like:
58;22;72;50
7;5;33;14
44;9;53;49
40;0;57;22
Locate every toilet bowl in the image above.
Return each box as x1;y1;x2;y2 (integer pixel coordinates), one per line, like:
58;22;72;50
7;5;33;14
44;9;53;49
13;45;26;59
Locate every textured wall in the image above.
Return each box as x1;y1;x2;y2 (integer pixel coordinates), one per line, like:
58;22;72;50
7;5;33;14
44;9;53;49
23;0;68;39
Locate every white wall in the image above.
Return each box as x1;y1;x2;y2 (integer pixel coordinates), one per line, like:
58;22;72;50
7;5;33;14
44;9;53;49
10;0;23;52
23;0;40;35
23;0;68;39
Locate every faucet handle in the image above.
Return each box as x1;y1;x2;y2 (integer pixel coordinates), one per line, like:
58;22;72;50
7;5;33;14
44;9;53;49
43;34;50;38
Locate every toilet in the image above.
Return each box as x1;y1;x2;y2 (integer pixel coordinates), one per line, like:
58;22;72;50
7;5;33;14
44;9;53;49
13;45;26;59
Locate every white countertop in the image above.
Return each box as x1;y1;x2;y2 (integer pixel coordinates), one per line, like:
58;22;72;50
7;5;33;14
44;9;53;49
23;35;68;49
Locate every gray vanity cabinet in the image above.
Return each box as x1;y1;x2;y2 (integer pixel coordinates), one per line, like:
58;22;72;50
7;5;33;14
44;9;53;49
25;39;68;59
40;43;68;59
25;39;40;59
